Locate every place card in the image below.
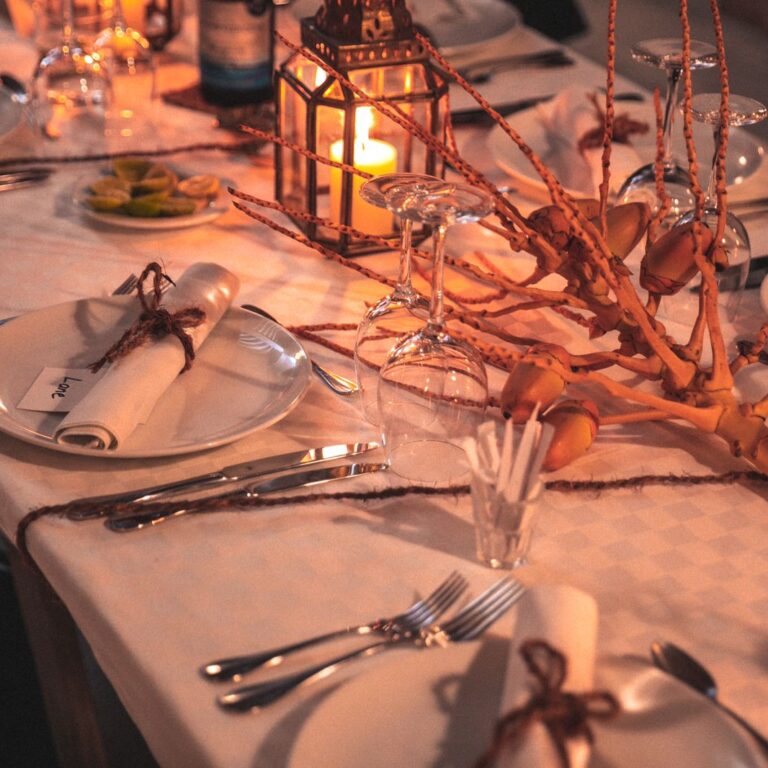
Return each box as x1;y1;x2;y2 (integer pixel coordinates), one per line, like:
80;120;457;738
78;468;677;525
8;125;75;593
17;367;105;413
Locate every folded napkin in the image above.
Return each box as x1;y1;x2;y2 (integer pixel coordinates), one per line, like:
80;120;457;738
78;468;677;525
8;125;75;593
496;584;599;768
55;262;239;450
536;85;644;197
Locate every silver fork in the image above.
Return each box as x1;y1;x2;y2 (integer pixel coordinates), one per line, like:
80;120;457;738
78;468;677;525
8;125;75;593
218;576;525;711
241;303;359;396
202;571;468;682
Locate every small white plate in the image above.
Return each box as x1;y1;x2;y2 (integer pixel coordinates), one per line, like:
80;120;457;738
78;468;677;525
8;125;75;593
74;168;228;231
289;643;763;768
488;99;764;200
409;0;521;58
0;297;311;458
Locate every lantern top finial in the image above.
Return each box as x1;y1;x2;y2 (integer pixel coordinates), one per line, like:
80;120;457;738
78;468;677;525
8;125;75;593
301;0;426;69
313;0;414;43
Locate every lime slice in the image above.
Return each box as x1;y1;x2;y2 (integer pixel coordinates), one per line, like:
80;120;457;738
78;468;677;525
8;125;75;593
123;191;171;217
113;157;153;182
89;176;131;196
86;191;131;211
157;198;197;216
178;174;220;199
132;163;179;194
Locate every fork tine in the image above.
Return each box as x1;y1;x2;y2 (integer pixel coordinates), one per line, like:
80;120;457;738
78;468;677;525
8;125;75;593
448;582;526;642
401;574;468;630
112;273;138;296
397;571;465;625
442;578;523;636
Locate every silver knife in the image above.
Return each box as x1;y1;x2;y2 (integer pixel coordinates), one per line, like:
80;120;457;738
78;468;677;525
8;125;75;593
105;461;388;531
0;167;53;191
67;441;379;519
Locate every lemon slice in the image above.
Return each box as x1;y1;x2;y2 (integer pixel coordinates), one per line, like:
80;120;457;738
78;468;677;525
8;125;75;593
90;177;131;196
178;174;220;199
157;198;197;216
86;191;131;211
113;157;153;182
123;192;171;217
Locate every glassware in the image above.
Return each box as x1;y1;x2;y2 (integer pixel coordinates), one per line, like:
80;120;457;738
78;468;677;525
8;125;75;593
472;481;542;569
676;94;767;316
377;182;493;483
32;0;111;141
355;173;438;425
618;38;717;221
93;0;156;140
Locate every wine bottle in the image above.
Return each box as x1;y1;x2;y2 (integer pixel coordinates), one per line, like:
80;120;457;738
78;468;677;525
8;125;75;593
198;0;274;106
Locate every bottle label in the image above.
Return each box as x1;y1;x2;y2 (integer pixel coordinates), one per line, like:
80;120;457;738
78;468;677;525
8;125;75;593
199;1;271;69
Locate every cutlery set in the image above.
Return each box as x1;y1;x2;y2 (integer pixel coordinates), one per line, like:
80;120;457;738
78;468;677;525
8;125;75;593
202;573;525;712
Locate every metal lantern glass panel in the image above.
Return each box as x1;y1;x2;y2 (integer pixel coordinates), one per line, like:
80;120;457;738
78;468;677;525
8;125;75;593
275;6;449;256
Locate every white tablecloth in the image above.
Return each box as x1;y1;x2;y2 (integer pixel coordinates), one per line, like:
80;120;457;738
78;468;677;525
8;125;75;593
1;14;767;768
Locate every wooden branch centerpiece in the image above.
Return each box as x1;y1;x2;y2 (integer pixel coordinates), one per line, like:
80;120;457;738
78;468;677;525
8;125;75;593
232;0;768;473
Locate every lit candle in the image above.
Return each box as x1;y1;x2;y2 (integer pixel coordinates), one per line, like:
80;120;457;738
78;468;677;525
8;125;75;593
121;0;146;33
329;106;397;235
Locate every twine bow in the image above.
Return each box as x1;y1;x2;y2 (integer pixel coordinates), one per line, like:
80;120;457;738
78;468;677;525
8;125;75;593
475;639;620;768
89;262;206;374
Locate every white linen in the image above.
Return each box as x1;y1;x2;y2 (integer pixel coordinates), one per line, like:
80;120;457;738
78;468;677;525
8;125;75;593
536;85;642;196
497;585;598;768
55;263;239;450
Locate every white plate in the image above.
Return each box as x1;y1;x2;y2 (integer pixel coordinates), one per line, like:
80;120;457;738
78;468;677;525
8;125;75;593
0;87;23;143
488;99;764;200
409;0;521;57
74;169;228;231
289;643;763;768
0;297;311;458
761;274;768;315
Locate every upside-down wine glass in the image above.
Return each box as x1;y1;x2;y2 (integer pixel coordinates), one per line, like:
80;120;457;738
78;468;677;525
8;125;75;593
377;181;493;483
92;0;156;140
32;0;111;140
618;38;717;221
355;173;439;424
675;93;767;318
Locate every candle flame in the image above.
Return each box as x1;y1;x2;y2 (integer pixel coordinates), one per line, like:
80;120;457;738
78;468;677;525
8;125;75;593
356;106;374;149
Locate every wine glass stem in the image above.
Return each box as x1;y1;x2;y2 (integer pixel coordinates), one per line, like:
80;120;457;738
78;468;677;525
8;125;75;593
704;124;721;208
661;67;682;168
393;217;416;300
61;0;75;46
428;223;448;332
111;0;128;27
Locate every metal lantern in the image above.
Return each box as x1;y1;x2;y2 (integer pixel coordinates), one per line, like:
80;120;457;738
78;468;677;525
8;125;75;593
275;0;449;256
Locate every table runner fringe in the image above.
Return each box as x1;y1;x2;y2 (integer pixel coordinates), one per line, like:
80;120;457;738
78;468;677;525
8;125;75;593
15;469;768;570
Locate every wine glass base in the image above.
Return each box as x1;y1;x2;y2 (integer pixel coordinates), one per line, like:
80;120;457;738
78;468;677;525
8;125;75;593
386;439;469;484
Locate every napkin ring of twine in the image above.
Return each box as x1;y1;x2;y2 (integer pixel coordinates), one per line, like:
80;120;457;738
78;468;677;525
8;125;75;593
89;262;206;374
475;639;620;768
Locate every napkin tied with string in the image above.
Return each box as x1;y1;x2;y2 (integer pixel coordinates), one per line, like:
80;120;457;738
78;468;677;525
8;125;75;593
482;584;616;768
536;85;648;197
54;262;239;450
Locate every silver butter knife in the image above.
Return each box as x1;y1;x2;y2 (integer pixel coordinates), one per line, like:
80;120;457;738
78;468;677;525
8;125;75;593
105;461;388;531
0;167;54;191
67;441;379;519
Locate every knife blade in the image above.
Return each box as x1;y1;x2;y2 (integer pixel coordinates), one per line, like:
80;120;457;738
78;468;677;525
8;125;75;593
105;461;388;531
450;92;645;126
67;441;380;519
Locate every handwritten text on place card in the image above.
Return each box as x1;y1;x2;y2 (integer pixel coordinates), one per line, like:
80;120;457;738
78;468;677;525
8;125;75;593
17;367;105;413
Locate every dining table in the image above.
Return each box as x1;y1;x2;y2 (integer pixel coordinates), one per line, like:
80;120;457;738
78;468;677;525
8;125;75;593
1;4;767;768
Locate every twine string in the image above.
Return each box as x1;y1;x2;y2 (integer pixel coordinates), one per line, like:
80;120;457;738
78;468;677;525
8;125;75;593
89;262;206;374
474;639;620;768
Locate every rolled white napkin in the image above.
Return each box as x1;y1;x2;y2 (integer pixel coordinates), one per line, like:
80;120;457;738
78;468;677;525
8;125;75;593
536;85;643;197
496;584;599;768
55;262;240;450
